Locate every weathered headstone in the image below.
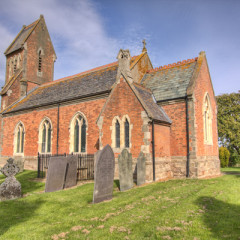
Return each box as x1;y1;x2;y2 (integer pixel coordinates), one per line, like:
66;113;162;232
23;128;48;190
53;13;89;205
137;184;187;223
64;155;78;189
137;152;146;186
118;149;133;191
45;156;67;193
0;158;21;201
13;159;24;172
93;144;115;203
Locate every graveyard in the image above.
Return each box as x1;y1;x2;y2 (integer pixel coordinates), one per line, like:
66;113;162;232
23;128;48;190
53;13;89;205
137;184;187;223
0;168;239;240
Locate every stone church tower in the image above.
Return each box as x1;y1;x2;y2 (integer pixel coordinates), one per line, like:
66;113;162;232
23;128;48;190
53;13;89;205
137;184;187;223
0;15;56;110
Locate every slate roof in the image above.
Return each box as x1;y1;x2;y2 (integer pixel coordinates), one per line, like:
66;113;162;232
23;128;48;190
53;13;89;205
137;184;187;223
141;58;198;102
5;20;39;55
133;83;171;124
5;63;119;113
4;55;145;114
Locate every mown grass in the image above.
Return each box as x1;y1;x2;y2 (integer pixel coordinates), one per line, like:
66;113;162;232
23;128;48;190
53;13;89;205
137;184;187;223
0;170;240;240
221;167;240;173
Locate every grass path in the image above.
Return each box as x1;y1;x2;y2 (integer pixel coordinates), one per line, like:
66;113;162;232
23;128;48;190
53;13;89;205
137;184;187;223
0;169;240;240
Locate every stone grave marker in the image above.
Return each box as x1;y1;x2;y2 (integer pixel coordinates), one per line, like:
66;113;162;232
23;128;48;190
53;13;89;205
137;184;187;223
14;159;24;172
93;144;115;203
118;149;133;191
137;152;146;186
64;155;78;189
0;158;21;201
45;156;67;193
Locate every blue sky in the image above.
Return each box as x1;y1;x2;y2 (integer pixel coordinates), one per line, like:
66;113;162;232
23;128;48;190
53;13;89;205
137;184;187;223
0;0;239;95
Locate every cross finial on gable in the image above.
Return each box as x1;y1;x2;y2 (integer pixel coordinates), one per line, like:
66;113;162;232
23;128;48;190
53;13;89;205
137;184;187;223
142;39;147;52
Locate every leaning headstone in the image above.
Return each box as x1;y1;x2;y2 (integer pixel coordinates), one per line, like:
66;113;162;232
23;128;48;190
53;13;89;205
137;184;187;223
0;158;21;201
118;149;133;191
64;155;78;189
45;156;67;193
93;144;115;203
137;152;146;186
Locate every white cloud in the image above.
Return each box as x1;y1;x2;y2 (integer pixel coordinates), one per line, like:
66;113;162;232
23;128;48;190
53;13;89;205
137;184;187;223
0;0;122;85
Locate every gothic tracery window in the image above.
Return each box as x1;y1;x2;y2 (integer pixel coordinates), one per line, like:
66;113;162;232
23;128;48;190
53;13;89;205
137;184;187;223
14;122;25;154
71;113;87;153
39;119;52;153
111;116;131;150
203;94;213;144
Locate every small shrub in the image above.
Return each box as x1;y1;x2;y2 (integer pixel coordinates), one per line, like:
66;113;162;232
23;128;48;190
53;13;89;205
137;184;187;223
229;152;240;166
219;147;230;168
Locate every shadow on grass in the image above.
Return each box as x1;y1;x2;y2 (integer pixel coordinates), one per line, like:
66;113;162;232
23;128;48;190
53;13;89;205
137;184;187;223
196;197;240;239
16;170;45;195
222;171;240;176
0;198;44;237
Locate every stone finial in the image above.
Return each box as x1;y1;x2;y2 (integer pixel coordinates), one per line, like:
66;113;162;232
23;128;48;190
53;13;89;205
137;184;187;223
116;49;132;83
142;39;147;52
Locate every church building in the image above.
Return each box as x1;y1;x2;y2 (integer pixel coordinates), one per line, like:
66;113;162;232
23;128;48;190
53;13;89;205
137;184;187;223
0;15;220;182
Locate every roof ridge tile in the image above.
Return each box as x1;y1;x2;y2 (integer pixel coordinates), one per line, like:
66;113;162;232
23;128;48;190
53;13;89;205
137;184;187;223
147;57;198;73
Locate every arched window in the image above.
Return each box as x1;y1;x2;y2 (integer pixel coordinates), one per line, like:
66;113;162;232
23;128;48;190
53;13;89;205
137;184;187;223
203;94;213;144
9;58;13;79
70;113;87;153
124;119;129;148
38;50;42;72
39;119;52;153
17;54;21;69
14;122;25;154
111;116;131;150
115;120;120;148
13;56;17;73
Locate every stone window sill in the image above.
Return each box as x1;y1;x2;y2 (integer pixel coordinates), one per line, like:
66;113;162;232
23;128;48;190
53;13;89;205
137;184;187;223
13;153;24;157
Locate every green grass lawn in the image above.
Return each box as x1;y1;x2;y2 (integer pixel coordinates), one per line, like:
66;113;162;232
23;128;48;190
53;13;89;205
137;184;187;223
221;167;240;173
0;170;240;240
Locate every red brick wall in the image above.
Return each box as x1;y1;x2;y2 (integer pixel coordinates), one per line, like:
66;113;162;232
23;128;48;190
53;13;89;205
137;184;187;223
1;98;105;157
26;18;55;85
194;57;218;157
101;78;146;158
152;124;171;157
1;72;23;110
162;101;187;156
27;82;39;92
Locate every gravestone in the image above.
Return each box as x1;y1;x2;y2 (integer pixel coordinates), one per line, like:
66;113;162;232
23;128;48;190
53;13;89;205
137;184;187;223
93;144;115;203
64;155;78;189
118;149;133;191
45;156;68;193
13;159;24;172
137;152;146;186
0;158;21;201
